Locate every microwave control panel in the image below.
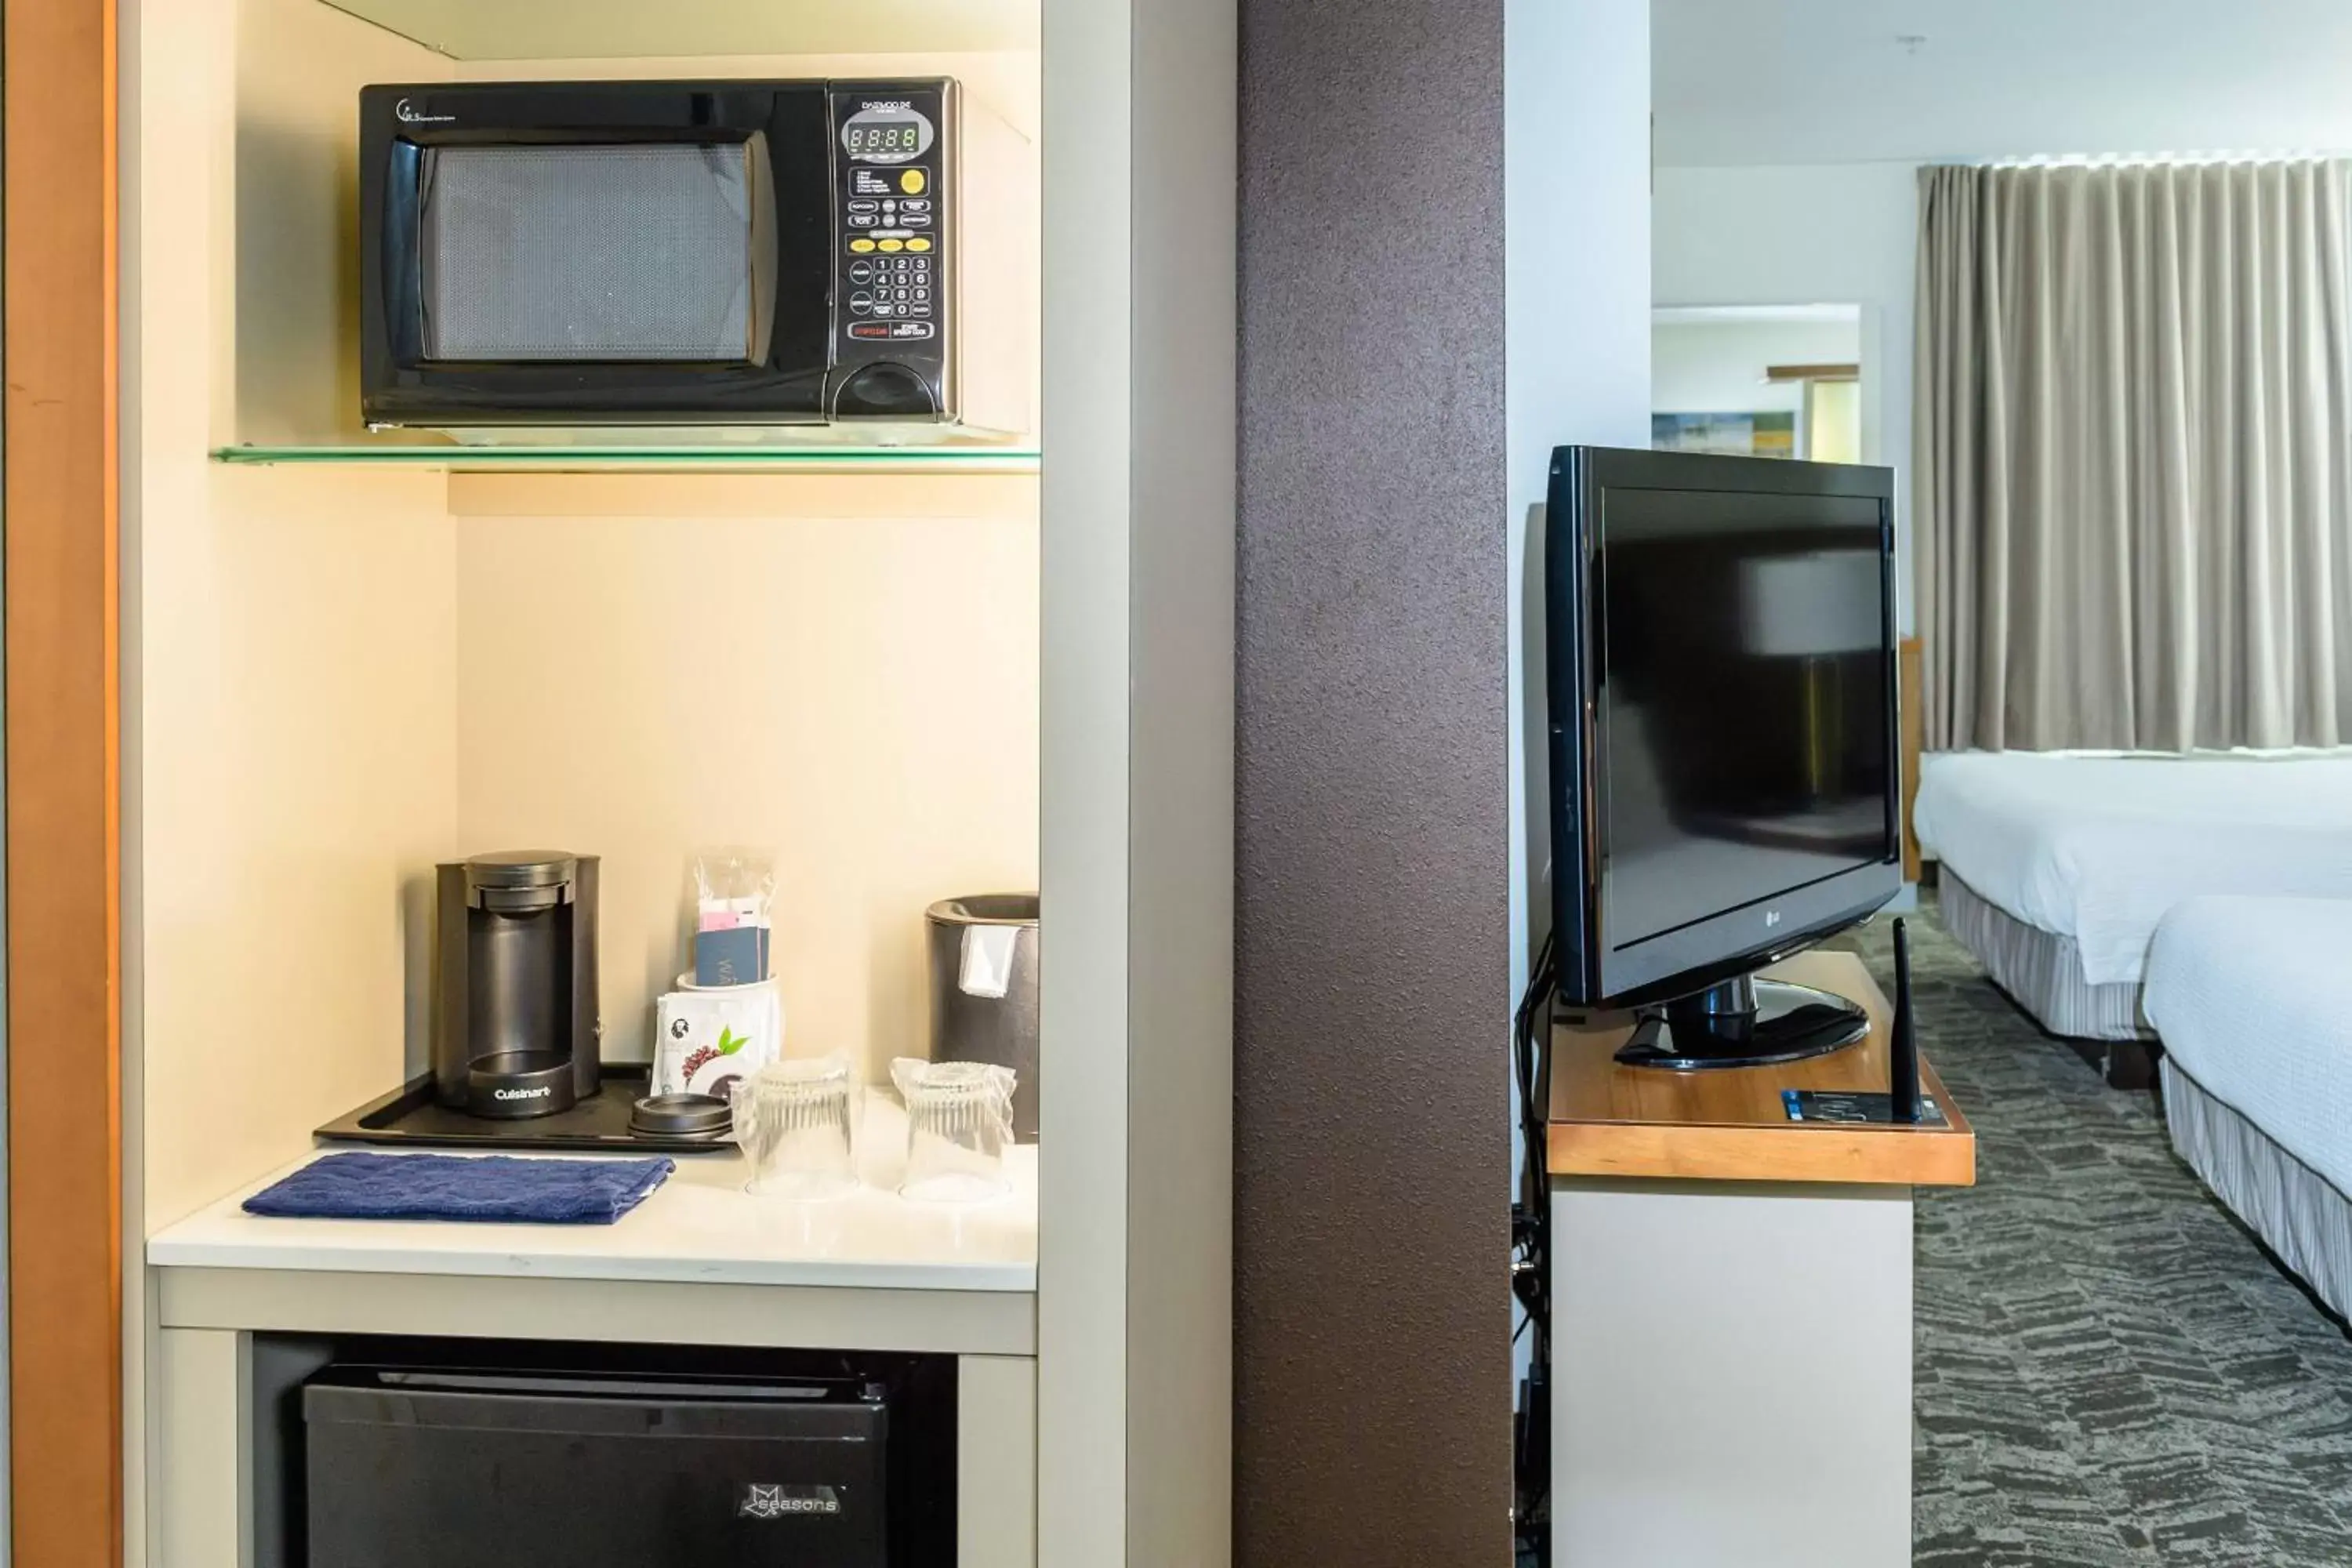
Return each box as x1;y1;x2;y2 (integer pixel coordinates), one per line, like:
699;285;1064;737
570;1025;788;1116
829;82;953;419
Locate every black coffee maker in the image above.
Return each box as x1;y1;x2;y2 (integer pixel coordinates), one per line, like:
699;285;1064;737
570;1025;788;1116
430;852;601;1119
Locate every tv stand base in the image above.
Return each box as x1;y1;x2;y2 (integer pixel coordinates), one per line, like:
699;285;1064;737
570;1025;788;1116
1616;975;1868;1071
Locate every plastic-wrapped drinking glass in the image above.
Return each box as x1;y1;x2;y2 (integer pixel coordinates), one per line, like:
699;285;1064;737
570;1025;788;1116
891;1058;1016;1203
731;1056;858;1200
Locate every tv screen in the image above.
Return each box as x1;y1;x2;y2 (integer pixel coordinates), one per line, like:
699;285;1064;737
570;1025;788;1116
1599;486;1892;943
1547;448;1899;1009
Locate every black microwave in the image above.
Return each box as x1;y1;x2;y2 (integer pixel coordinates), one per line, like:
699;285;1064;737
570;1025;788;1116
359;79;960;430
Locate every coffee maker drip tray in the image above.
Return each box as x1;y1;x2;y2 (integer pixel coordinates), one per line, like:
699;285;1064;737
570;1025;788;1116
318;1065;733;1154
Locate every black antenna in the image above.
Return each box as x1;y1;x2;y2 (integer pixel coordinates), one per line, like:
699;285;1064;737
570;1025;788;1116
1890;918;1919;1123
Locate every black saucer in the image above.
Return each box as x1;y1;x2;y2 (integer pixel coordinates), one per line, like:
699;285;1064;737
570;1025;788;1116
628;1093;733;1138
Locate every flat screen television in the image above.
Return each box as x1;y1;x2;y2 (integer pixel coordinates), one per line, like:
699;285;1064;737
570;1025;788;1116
1544;446;1900;1068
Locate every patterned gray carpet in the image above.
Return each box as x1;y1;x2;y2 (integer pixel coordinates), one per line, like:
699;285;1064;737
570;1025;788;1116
1831;904;2352;1566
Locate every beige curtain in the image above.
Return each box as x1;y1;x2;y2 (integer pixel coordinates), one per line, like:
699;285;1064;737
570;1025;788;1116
1914;158;2352;751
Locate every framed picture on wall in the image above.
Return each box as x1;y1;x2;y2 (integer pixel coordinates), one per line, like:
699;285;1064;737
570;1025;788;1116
1650;410;1797;459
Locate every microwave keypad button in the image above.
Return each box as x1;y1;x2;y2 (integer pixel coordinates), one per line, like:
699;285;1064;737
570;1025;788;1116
849;262;875;285
878;238;905;252
903;212;934;228
849;238;877;254
900;169;927;194
915;288;931;302
848;214;877;228
848;199;880;214
849;293;875;315
907;238;934;253
848;322;892;340
902;198;933;214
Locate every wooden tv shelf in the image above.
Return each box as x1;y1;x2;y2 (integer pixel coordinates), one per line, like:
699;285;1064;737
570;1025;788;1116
1546;949;1976;1187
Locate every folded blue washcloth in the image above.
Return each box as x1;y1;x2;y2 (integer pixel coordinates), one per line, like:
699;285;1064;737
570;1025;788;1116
242;1152;675;1225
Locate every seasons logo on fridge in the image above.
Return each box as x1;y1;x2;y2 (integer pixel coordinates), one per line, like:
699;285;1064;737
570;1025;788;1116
739;1483;844;1519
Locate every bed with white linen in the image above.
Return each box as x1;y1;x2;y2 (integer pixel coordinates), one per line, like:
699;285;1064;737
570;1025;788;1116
2144;896;2352;1319
1912;750;2352;1040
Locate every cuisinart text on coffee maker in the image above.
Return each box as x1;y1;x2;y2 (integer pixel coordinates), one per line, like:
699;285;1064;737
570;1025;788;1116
430;852;601;1119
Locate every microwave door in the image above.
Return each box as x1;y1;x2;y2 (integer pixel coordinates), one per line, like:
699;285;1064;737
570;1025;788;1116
358;82;837;429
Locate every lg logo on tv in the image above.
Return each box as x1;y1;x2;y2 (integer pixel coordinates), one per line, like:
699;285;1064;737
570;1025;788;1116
1764;909;1783;928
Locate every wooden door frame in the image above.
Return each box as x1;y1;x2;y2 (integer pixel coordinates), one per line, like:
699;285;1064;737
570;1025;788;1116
6;0;125;1562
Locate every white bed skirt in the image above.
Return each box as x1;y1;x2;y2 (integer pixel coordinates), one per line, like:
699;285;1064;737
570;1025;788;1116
1940;873;2151;1041
2164;1058;2352;1323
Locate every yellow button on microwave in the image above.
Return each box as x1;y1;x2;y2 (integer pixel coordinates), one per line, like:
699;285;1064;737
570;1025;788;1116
900;169;927;194
878;238;905;252
848;238;877;254
906;237;934;252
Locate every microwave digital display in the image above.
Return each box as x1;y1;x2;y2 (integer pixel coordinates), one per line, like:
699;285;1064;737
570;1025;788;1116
845;122;922;157
360;78;959;428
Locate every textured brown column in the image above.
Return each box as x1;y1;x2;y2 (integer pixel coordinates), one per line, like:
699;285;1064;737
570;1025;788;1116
7;0;125;1562
1235;0;1512;1562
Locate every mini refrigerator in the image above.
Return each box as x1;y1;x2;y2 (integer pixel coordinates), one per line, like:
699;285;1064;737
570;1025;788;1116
303;1366;898;1567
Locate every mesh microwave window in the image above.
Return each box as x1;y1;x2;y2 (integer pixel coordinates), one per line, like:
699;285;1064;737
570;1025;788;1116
420;143;758;362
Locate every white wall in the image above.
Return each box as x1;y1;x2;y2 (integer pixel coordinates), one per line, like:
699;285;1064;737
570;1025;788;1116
1508;0;1652;992
1653;162;1917;626
1650;318;1860;418
450;478;1040;1087
136;0;463;1236
1504;0;1650;1413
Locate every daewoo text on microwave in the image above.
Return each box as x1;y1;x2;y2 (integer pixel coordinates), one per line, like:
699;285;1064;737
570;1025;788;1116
359;79;963;429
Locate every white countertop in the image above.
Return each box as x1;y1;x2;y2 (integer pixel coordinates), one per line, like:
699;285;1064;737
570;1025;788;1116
147;1101;1037;1293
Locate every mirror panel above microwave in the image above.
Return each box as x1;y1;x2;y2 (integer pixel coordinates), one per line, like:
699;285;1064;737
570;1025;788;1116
359;79;960;429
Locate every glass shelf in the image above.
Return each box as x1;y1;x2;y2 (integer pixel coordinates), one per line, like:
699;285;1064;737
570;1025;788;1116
211;437;1041;475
